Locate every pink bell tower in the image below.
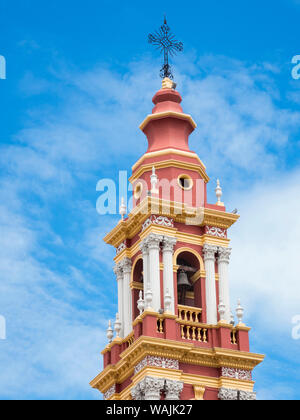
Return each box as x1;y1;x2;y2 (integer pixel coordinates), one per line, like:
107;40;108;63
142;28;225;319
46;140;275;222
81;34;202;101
90;76;264;401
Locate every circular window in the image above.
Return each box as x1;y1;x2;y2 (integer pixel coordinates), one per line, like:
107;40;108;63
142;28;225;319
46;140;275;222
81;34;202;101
134;182;143;199
177;174;193;190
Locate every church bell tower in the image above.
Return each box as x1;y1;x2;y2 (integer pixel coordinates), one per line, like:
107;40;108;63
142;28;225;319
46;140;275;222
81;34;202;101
90;21;264;401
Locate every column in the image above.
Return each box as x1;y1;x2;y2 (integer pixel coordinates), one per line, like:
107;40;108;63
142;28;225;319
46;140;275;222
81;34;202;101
162;236;177;314
147;234;163;312
113;262;124;338
218;247;232;323
122;258;132;338
140;376;165;400
203;244;218;325
140;239;149;297
165;379;184;400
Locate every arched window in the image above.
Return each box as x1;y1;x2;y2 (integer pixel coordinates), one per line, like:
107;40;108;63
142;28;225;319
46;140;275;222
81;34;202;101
132;258;144;320
176;251;200;308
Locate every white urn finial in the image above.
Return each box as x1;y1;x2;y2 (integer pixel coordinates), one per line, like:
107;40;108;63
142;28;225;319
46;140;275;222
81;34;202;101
215;179;223;206
106;320;114;343
114;313;121;338
236;299;244;325
164;289;172;313
150;166;158;193
137;290;145;315
218;300;226;322
145;284;153;310
119;197;127;220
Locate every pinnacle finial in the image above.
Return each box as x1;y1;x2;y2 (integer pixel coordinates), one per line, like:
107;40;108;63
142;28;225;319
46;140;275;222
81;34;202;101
151;166;159;194
119;197;127;220
218;300;226;322
236;299;245;325
114;313;122;338
137;290;145;315
164;288;172;313
215;179;224;206
106;320;114;343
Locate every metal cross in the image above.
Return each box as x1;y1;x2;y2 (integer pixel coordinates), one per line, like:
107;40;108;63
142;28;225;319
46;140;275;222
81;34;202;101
148;18;183;79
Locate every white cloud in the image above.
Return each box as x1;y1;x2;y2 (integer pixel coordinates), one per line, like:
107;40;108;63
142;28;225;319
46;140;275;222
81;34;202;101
1;53;300;399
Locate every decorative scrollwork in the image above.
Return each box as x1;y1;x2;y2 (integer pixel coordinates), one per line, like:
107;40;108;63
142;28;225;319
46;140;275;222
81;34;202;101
205;226;227;238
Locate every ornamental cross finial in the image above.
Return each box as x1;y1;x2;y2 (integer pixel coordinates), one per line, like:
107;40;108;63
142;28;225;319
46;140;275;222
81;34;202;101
148;18;183;80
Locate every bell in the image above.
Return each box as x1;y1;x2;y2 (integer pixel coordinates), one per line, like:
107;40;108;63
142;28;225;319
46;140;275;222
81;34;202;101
177;270;190;288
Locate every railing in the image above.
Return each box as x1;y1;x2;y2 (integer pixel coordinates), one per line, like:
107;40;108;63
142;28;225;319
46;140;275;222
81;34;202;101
231;329;237;345
178;305;202;323
180;325;208;342
157;317;165;334
177;305;208;343
124;332;134;348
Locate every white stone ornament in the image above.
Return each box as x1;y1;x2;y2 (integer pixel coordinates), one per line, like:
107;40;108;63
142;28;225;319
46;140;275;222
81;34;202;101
218;388;238;400
218;300;226;321
106;320;114;343
236;299;244;325
114;313;121;338
119;197;127;220
165;379;184;400
150;166;159;193
215;179;223;205
116;242;126;255
104;384;116;400
134;356;179;375
205;226;227;238
137;291;145;315
164;289;172;313
221;367;252;381
145;286;153;310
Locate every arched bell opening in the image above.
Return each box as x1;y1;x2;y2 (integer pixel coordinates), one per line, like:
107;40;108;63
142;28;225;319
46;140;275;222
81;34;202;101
176;251;200;309
132;257;144;321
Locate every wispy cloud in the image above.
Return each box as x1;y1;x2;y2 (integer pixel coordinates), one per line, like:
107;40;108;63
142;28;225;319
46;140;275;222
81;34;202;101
1;53;300;399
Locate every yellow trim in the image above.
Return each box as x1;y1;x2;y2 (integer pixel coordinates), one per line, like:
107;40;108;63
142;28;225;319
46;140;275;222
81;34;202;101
130;255;143;283
132;148;207;172
129;159;210;184
130;281;143;290
104;197;239;248
139;111;197;131
91;336;265;394
193;385;205;400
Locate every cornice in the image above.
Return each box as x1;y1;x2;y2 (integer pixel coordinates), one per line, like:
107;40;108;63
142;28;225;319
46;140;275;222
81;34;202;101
129;159;210;184
90;336;264;394
139;111;197;132
131;148;207;172
103;197;239;248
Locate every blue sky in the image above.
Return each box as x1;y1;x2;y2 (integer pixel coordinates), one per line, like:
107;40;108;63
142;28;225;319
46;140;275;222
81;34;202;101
0;0;300;400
